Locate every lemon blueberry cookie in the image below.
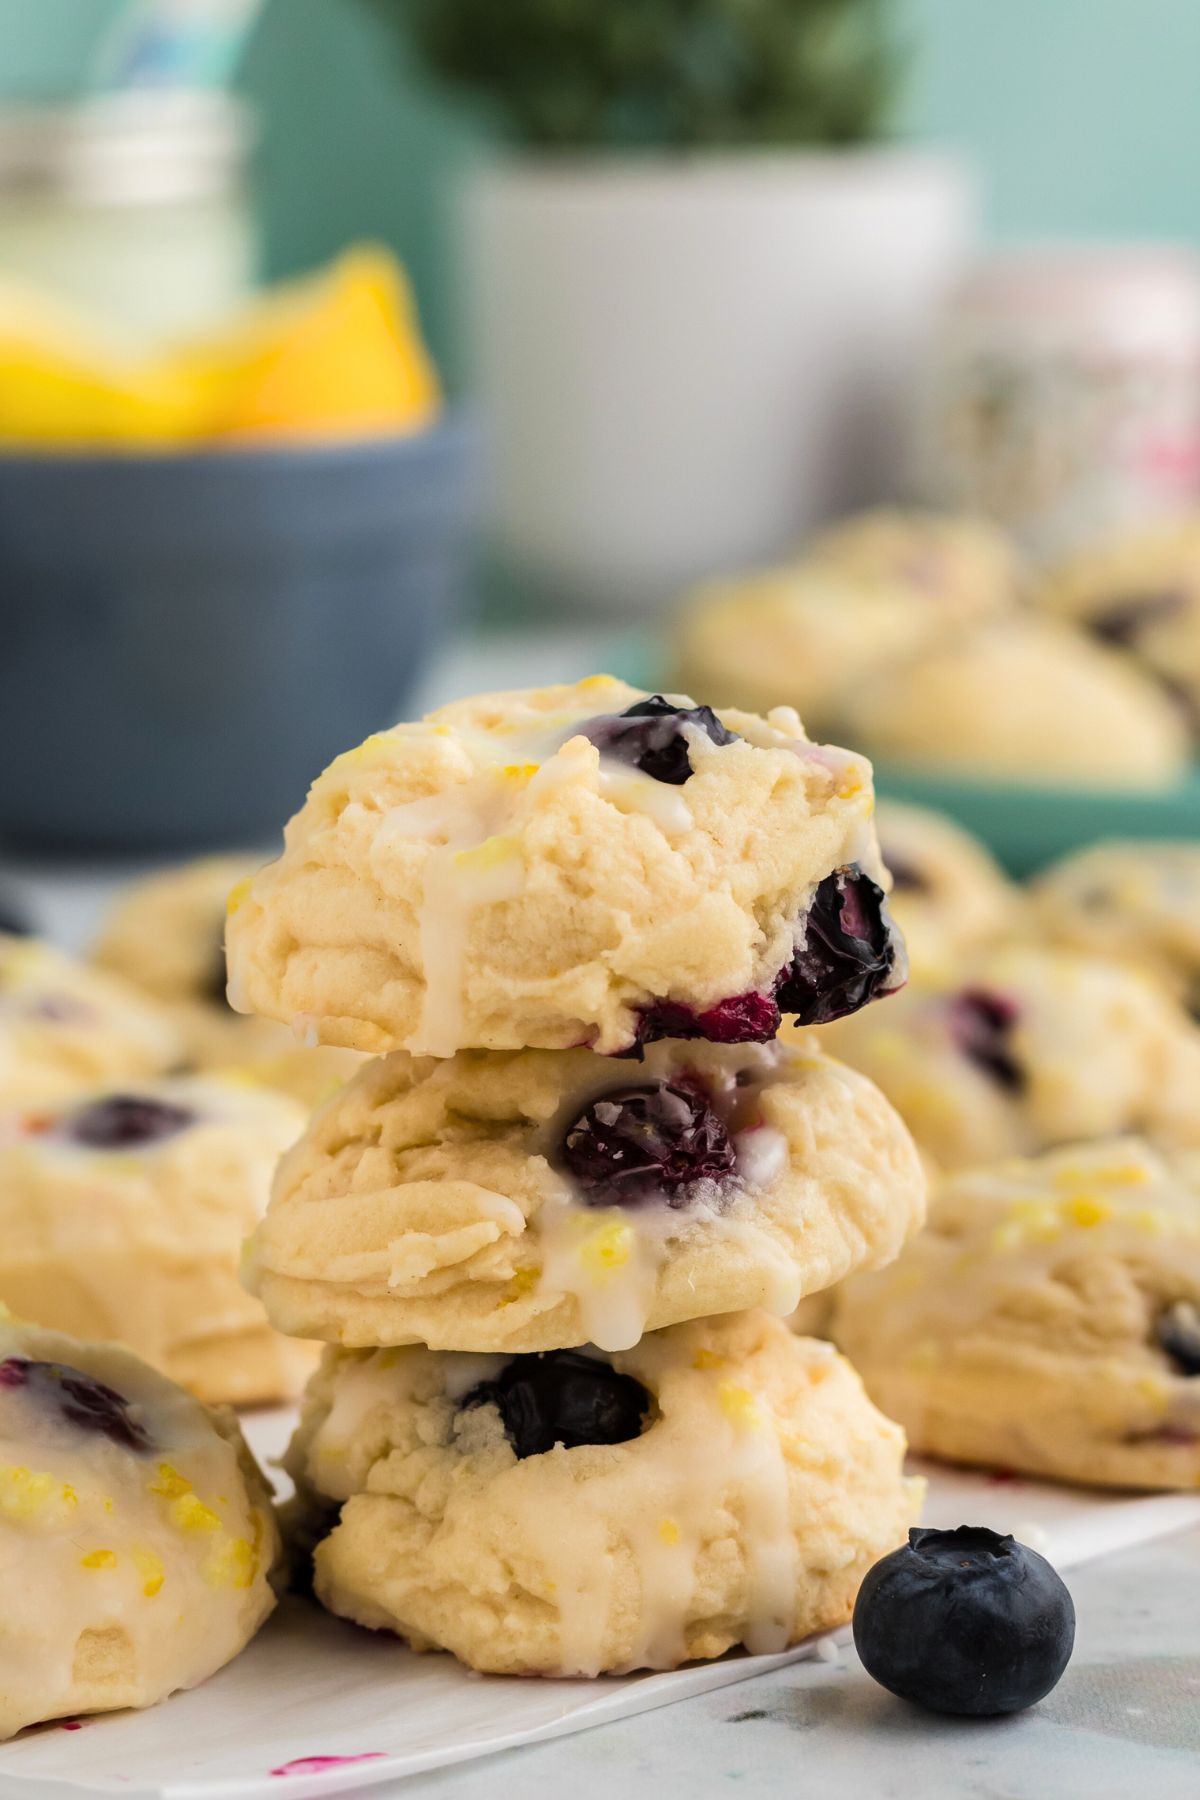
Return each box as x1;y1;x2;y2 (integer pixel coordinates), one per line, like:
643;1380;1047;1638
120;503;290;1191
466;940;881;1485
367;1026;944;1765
814;945;1200;1172
91;858;363;1109
225;678;906;1058
285;1310;920;1675
806;508;1024;624
0;1075;313;1405
1039;513;1200;732
843;618;1189;788
0;1314;280;1739
834;1139;1200;1490
873;801;1020;981
245;1034;926;1354
0;935;182;1107
1030;840;1200;1018
675;562;950;735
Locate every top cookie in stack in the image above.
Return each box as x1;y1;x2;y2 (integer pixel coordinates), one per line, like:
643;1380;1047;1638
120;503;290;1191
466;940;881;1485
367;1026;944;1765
227;678;924;1352
225;677;904;1055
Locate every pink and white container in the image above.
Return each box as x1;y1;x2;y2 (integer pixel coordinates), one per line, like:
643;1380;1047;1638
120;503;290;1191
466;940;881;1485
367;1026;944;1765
923;246;1200;561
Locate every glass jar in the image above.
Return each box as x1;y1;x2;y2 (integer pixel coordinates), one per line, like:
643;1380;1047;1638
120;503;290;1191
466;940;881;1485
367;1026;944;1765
0;91;256;344
922;247;1200;561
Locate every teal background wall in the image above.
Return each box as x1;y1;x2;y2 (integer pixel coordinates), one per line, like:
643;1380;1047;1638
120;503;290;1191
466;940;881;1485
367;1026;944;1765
7;0;1200;377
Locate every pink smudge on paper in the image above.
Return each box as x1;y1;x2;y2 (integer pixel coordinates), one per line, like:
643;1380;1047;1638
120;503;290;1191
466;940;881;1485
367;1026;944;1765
270;1754;387;1778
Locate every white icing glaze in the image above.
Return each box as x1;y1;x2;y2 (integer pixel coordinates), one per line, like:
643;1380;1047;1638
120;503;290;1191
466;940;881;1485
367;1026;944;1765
536;1193;662;1353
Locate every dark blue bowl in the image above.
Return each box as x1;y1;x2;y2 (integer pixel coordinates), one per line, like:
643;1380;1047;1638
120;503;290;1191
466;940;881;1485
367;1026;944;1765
0;415;477;851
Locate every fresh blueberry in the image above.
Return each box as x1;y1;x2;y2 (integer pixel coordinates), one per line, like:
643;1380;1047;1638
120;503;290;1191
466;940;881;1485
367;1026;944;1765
0;1357;153;1453
63;1094;194;1150
1087;588;1185;648
1155;1300;1200;1376
559;1078;736;1207
461;1349;649;1459
632;990;781;1049
946;987;1024;1092
853;1525;1075;1716
775;866;904;1027
581;695;737;785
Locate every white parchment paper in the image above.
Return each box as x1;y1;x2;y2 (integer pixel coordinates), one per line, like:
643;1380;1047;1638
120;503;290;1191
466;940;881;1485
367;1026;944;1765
4;1413;1198;1800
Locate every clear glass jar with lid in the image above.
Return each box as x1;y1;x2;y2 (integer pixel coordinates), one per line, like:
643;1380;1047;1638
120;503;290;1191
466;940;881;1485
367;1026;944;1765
0;90;256;343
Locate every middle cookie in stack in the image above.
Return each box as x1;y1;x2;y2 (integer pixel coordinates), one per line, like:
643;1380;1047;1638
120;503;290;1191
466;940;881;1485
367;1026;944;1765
227;678;926;1674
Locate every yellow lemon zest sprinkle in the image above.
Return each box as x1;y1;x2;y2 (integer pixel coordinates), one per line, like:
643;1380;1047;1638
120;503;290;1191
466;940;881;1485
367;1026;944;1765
169;1493;221;1535
148;1463;191;1500
1064;1195;1111;1229
501;763;538;782
579;674;619;691
204;1535;257;1590
81;1549;117;1571
0;1464;78;1523
717;1381;764;1430
225;877;252;916
579;1220;633;1278
658;1518;681;1547
692;1347;726;1370
133;1547;164;1598
1053;1160;1149;1190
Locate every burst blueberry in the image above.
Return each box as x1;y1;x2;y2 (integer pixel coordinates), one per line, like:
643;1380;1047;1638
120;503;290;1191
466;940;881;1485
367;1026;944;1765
632;990;781;1049
559;1078;736;1208
775;865;903;1027
461;1349;650;1459
0;1357;153;1453
63;1094;194;1150
853;1525;1075;1716
581;695;737;785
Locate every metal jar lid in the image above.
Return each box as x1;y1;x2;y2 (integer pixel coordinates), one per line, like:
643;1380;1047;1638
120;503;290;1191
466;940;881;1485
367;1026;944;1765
0;90;253;208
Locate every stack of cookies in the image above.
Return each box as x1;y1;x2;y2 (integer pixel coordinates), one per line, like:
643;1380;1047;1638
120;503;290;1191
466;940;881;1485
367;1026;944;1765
226;677;928;1676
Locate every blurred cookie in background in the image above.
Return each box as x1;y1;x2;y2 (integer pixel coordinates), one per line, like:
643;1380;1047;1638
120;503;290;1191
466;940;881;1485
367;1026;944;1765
0;934;181;1106
843;617;1190;789
92;857;363;1108
1039;514;1200;737
0;1073;313;1406
674;508;1023;735
834;1138;1200;1491
814;944;1200;1171
806;507;1025;625
874;800;1022;980
1030;839;1200;1018
675;561;947;734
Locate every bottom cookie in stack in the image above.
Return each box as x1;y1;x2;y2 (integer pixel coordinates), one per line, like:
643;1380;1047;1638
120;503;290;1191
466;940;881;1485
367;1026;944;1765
835;1138;1200;1491
284;1310;921;1676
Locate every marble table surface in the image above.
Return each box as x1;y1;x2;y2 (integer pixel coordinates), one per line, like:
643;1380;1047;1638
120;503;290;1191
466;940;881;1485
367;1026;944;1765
394;1526;1200;1800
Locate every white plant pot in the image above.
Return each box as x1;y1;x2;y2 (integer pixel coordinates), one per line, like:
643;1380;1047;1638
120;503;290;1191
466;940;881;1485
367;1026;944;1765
462;150;976;618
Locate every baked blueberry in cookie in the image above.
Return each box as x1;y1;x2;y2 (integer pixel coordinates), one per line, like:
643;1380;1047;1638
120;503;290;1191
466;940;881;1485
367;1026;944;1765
0;1356;152;1452
581;694;738;785
559;1079;736;1207
62;1093;196;1150
461;1349;650;1458
1155;1300;1200;1377
945;987;1023;1092
775;866;903;1027
632;991;782;1048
